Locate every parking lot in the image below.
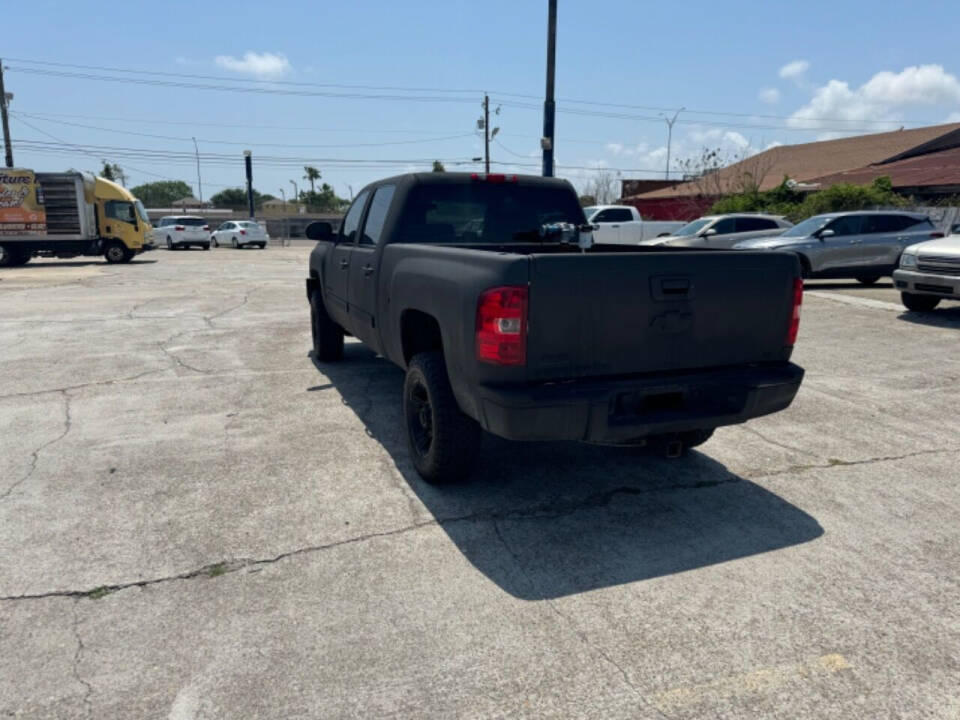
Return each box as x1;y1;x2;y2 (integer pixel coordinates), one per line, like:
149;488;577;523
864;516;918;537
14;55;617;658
1;247;959;718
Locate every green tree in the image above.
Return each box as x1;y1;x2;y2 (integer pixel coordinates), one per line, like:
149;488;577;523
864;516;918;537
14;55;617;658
303;166;321;193
432;160;446;172
578;194;597;207
210;187;275;210
130;181;194;207
301;183;348;212
100;162;119;181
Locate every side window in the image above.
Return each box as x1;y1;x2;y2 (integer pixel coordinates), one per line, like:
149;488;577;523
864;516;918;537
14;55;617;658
862;215;901;233
900;216;932;231
712;218;737;234
608;208;633;222
340;191;370;243
105;201;135;223
826;215;862;236
735;217;777;232
593;209;616;222
360;185;396;245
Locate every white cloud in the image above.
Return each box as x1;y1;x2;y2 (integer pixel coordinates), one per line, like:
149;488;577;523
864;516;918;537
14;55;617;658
214;51;292;78
788;65;960;137
605;142;625;156
779;60;810;82
947;111;960;122
758;87;780;104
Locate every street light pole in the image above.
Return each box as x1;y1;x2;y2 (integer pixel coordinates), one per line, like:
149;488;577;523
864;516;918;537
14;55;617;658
662;107;684;180
290;179;298;205
0;59;13;168
541;0;557;177
243;150;254;218
192;137;203;204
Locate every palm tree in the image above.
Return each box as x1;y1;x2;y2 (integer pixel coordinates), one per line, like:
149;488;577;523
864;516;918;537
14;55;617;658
303;166;321;194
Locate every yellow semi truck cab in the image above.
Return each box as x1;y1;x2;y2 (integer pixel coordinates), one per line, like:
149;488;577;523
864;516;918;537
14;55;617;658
0;169;154;266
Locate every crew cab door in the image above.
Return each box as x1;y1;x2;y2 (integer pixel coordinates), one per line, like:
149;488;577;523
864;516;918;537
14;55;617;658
325;190;369;328
348;184;395;352
591;207;634;244
860;214;903;270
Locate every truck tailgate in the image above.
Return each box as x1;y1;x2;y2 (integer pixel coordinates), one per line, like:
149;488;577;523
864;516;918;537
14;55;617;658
526;251;798;381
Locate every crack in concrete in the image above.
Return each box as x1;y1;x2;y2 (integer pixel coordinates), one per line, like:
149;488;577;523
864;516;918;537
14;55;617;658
156;338;210;375
751;446;960;479
71;602;93;718
0;479;739;602
0;391;72;501
0;368;166;402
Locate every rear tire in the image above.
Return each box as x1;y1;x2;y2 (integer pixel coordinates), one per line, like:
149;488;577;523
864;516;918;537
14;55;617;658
901;292;940;312
403;352;481;483
213;238;219;248
856;275;881;285
0;245;32;267
257;243;266;249
202;243;210;251
104;241;134;264
310;290;344;362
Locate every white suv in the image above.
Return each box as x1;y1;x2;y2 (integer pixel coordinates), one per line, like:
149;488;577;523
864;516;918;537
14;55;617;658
211;221;269;249
156;216;211;250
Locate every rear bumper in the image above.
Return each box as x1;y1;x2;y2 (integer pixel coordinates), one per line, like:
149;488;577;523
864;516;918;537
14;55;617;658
893;269;960;297
475;363;804;443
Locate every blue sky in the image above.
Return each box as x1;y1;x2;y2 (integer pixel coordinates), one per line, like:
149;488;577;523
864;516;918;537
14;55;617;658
5;0;960;201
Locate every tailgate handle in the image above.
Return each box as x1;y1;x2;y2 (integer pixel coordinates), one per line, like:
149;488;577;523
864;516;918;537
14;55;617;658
652;277;693;301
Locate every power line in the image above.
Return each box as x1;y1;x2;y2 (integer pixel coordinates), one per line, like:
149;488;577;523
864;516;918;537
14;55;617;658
7;56;941;127
13;112;477;149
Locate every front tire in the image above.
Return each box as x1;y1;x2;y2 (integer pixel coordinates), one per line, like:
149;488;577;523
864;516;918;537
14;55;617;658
0;245;32;266
901;292;940;312
212;238;219;248
166;237;173;250
857;275;881;285
232;237;239;249
104;241;134;264
403;352;481;484
310;290;344;362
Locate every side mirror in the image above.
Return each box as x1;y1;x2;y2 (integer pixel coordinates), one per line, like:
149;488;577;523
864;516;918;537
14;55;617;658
701;228;717;237
818;228;835;240
305;221;335;241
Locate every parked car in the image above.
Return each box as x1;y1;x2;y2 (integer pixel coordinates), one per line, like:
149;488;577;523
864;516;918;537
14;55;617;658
305;172;804;483
733;211;941;283
156;216;211;250
582;205;684;243
211;220;269;249
641;214;792;249
893;233;960;311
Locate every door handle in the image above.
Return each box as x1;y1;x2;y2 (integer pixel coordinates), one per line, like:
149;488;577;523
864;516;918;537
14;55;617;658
339;259;349;269
849;239;861;244
363;264;374;277
611;224;620;228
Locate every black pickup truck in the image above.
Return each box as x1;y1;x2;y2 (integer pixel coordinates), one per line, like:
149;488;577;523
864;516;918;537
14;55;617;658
306;172;804;483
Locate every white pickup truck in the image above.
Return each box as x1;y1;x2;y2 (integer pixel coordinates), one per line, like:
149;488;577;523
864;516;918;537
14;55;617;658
583;205;684;244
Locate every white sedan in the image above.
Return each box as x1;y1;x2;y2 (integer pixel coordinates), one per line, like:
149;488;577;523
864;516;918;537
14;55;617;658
211;221;270;249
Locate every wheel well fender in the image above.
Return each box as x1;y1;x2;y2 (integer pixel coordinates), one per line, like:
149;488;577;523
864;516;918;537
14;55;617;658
400;310;444;366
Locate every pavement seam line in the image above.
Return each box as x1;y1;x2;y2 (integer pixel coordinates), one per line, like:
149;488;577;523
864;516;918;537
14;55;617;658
750;446;960;479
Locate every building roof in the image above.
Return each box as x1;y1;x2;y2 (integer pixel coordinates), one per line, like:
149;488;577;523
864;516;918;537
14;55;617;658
809;145;960;191
634;123;960;199
171;196;208;207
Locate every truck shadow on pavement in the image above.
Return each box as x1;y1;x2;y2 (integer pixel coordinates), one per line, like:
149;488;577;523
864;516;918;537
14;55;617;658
313;342;823;600
897;306;960;328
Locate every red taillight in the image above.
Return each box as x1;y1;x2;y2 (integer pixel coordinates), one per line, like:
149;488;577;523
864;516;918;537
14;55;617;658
476;286;528;365
174;225;185;231
786;278;803;346
470;173;517;183
240;229;246;235
203;225;210;231
930;231;944;238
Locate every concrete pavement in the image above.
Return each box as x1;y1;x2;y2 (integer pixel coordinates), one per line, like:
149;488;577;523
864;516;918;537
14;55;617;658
1;248;959;718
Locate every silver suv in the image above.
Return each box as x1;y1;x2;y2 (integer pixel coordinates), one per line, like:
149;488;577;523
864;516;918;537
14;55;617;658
640;213;792;249
734;211;940;284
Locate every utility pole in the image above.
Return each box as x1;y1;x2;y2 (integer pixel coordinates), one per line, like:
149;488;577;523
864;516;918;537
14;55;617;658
0;59;13;168
290;179;298;205
192;137;203;204
541;0;557;177
661;107;684;180
243;150;254;218
483;94;490;174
